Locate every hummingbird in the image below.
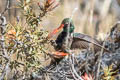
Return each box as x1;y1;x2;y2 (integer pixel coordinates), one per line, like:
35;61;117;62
47;18;109;66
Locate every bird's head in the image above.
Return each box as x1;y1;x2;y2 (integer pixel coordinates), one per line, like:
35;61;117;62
48;18;75;38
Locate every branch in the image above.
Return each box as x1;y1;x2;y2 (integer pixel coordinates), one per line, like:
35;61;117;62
1;0;10;15
0;14;10;80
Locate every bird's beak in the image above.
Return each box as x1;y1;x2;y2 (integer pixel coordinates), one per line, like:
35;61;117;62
47;24;64;38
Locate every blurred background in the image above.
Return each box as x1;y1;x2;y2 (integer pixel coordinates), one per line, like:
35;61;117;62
1;0;120;39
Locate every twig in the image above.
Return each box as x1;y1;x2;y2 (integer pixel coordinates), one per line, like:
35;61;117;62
0;14;8;58
69;54;83;80
95;44;104;80
95;33;110;80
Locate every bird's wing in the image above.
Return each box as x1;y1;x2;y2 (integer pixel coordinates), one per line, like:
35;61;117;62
71;33;109;52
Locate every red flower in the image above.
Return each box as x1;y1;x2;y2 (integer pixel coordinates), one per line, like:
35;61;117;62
47;0;55;5
46;0;59;11
82;73;93;80
38;0;59;11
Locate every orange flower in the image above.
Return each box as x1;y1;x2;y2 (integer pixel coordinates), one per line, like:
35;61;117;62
6;29;16;44
7;30;16;36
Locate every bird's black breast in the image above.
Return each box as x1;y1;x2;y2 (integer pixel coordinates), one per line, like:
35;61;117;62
55;32;67;51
